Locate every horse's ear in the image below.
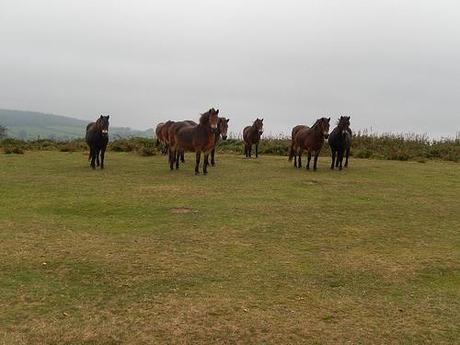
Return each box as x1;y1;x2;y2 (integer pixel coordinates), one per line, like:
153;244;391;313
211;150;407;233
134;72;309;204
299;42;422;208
261;118;264;122
100;115;103;119
216;109;219;115
226;118;229;123
107;115;110;119
327;117;331;122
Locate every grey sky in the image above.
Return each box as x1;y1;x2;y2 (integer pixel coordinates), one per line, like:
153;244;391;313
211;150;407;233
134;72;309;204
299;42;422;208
1;0;459;137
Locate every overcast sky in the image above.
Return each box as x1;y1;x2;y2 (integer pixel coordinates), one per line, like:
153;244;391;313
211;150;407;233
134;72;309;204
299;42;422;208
1;0;459;137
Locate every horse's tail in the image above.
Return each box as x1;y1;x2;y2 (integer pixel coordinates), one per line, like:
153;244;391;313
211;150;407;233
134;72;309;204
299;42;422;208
288;143;295;161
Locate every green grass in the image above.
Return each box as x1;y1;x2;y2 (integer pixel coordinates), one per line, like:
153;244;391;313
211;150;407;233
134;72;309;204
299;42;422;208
0;152;459;344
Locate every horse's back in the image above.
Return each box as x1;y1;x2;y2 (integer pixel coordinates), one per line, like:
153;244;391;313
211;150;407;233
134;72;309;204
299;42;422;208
292;125;308;140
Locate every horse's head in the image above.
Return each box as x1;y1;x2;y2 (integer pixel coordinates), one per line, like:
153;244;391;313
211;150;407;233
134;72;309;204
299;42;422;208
254;118;264;135
338;116;351;135
209;108;219;133
97;115;110;137
319;117;330;139
218;117;229;140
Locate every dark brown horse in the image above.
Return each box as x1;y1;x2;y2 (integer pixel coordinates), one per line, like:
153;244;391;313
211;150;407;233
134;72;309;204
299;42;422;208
155;122;167;155
158;120;175;156
86;115;110;169
328;116;352;170
243;118;263;158
173;108;219;174
210;117;229;166
168;120;197;166
289;117;330;170
290;124;309;166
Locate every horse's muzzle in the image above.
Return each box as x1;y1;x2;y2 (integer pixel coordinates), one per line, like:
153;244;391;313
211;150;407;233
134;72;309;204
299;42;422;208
324;134;329;139
222;135;227;140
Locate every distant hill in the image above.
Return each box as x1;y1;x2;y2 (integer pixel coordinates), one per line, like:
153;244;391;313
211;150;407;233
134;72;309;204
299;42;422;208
0;109;153;140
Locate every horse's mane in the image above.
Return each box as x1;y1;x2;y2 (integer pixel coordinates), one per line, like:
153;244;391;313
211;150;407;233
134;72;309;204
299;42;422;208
199;111;211;125
311;118;323;129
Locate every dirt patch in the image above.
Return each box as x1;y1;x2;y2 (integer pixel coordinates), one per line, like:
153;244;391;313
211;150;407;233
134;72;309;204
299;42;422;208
170;207;196;214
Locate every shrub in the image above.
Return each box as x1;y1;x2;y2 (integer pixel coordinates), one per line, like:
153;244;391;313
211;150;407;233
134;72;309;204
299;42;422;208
4;146;24;154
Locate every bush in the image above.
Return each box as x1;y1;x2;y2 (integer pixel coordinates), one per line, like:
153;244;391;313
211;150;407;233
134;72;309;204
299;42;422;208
4;146;24;154
0;134;458;162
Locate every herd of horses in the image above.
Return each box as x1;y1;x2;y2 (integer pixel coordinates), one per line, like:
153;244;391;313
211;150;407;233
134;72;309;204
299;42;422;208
85;109;352;174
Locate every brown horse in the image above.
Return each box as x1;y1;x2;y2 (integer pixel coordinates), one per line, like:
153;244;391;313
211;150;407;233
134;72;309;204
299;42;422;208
155;122;167;155
168;120;197;167
289;117;330;170
211;117;229;166
86;115;110;169
173;108;219;174
158;120;175;156
290;124;309;166
243;118;263;158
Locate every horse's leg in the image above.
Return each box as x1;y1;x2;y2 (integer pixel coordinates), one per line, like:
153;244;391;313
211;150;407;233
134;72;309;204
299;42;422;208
176;150;180;170
195;152;201;175
345;148;350;167
306;152;312;170
181;150;185;163
313;152;319;171
255;142;259;158
203;153;209;175
338;150;343;170
294;154;297;168
169;148;175;170
96;149;100;167
249;144;252;158
211;148;216;166
90;148;96;170
100;147;106;169
298;149;303;168
331;149;336;169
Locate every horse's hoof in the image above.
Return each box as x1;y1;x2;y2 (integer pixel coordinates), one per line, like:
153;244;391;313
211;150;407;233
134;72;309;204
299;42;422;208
195;171;199;175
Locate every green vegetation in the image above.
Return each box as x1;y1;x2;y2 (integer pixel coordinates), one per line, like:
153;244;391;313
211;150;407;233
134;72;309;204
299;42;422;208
0;109;152;140
0;152;459;344
2;132;459;162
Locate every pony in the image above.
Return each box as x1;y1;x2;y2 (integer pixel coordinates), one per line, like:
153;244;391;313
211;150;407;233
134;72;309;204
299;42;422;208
289;117;330;170
86;115;110;169
155;122;168;155
243;118;264;158
210;117;229;166
289;124;309;167
328;116;352;170
173;108;219;174
167;120;197;167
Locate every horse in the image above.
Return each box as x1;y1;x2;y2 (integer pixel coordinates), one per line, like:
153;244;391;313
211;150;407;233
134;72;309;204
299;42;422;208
288;117;330;170
210;117;229;166
155;122;167;155
289;124;309;167
158;120;175;156
167;120;197;167
86;115;110;169
243;118;263;158
328;116;352;170
173;108;219;175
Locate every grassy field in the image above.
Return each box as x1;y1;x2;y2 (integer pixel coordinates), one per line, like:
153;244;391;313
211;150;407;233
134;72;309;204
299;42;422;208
0;152;459;344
